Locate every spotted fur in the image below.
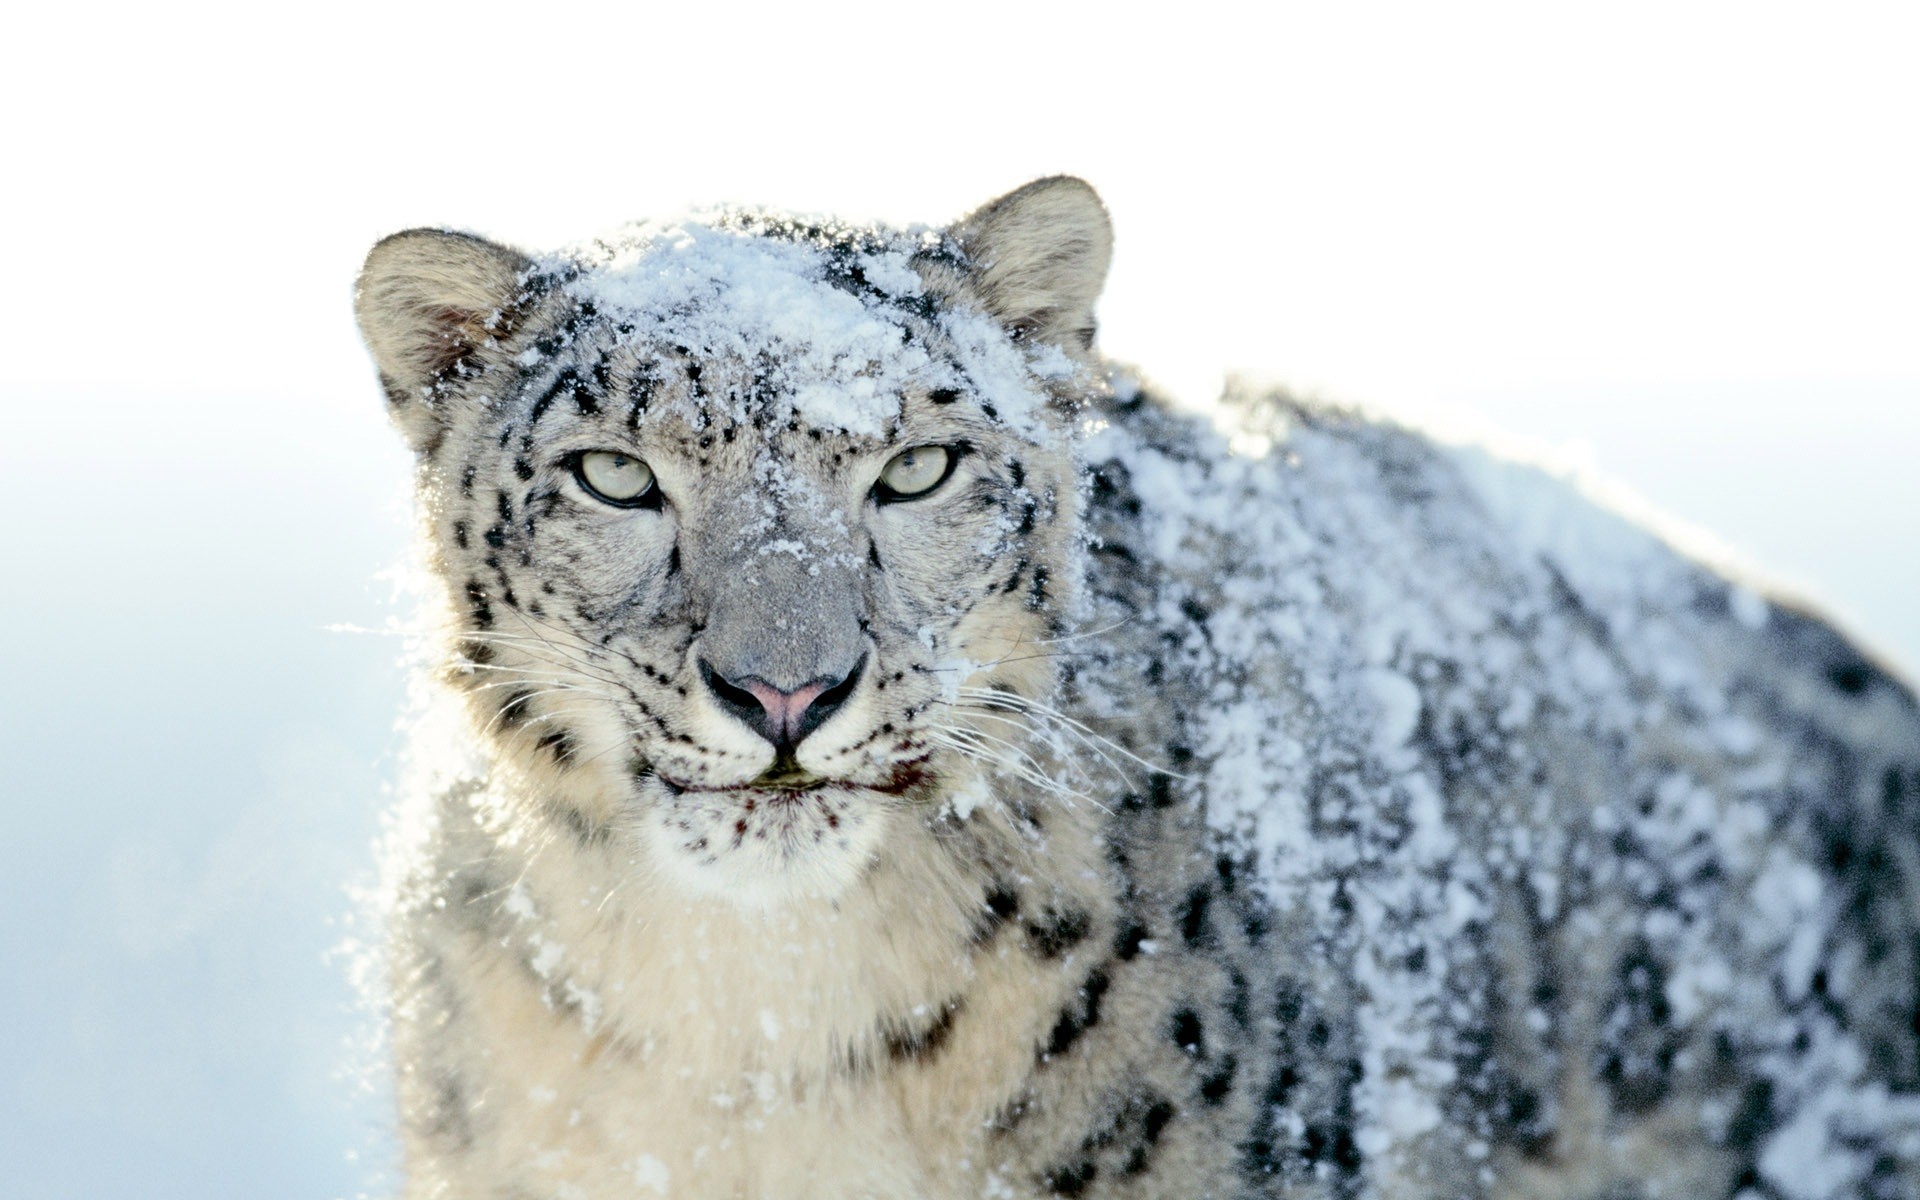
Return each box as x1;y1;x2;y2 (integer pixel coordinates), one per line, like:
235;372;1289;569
356;179;1920;1199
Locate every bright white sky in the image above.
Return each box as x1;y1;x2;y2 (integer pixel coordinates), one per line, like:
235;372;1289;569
0;6;1915;1194
3;1;1916;658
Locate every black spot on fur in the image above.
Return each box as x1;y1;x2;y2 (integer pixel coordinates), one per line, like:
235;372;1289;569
1241;905;1269;944
928;388;960;405
1087;462;1141;517
1200;1055;1238;1105
1148;775;1177;809
1171;1008;1205;1056
1014;497;1039;537
1301;1122;1362;1172
1026;909;1092;959
1179;885;1215;949
1493;1077;1553;1158
973;885;1021;944
1597;940;1680;1114
885;998;963;1063
1827;660;1873;695
1041;1160;1097;1196
1225;968;1252;1029
452;520;469;549
1043;969;1111;1059
1722;1075;1776;1166
464;580;494;629
536;727;577;766
1028;564;1051;609
498;689;535;729
987;1091;1034;1135
1113;921;1149;961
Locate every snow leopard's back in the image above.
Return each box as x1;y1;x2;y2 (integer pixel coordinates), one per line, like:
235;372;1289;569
1072;378;1920;1197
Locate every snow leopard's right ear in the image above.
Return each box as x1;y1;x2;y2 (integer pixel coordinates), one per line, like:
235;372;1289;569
355;229;532;453
953;176;1114;351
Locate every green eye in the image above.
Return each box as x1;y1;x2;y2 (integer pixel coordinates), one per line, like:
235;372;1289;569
574;451;658;507
875;445;955;502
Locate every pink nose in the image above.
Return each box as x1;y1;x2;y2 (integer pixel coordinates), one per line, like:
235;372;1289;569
699;658;864;752
739;679;831;746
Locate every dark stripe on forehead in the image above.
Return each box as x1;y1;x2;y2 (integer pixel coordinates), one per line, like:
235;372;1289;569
626;368;657;427
528;368;578;428
579;353;609;415
530;363;607;427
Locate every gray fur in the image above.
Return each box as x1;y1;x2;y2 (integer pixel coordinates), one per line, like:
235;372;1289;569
355;180;1920;1199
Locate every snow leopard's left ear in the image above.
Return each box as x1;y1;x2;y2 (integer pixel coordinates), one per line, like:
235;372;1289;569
953;176;1114;351
355;228;533;453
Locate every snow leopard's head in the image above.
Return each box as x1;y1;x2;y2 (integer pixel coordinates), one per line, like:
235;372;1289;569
356;178;1113;904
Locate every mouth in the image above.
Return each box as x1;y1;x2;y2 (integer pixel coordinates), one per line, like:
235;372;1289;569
649;756;933;800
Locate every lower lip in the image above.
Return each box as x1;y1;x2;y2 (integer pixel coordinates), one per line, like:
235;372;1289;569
653;764;929;800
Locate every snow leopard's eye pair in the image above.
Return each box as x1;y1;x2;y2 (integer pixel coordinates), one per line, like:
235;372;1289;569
572;451;659;509
873;445;959;504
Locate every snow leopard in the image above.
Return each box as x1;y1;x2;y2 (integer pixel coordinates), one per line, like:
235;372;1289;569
353;177;1920;1199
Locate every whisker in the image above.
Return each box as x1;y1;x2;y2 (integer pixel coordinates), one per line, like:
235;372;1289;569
928;728;1093;807
957;686;1195;781
956;687;1182;783
957;705;1137;793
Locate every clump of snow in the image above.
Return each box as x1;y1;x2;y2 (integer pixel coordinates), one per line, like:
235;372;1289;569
629;1154;671;1195
550;214;1075;440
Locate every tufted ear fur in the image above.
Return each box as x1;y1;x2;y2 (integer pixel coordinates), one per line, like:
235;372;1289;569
354;229;532;452
953;176;1114;351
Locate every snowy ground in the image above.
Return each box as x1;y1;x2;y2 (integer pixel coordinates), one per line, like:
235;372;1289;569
2;3;1913;1197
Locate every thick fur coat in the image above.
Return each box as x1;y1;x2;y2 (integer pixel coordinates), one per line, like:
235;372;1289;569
354;179;1920;1199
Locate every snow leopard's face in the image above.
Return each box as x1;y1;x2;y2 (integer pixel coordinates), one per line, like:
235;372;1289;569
357;183;1113;904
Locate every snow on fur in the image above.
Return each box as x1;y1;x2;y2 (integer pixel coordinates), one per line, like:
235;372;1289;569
359;184;1920;1199
1078;375;1920;1194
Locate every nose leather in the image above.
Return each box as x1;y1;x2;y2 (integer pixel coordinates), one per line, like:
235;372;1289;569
699;657;864;753
740;678;831;746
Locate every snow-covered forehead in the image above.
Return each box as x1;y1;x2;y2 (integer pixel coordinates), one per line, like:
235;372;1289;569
553;217;1066;438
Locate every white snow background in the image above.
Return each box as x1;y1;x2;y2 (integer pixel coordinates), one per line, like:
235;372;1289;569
1;2;1914;1197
